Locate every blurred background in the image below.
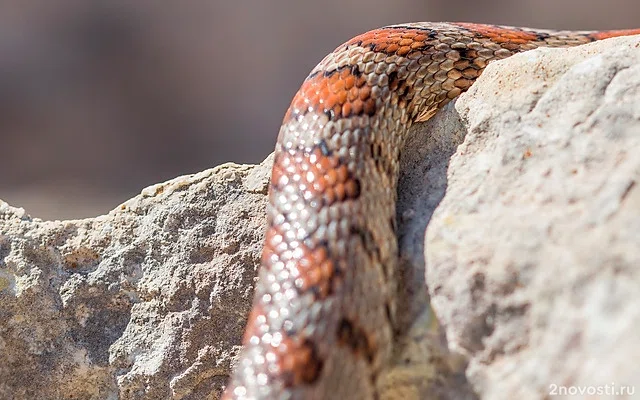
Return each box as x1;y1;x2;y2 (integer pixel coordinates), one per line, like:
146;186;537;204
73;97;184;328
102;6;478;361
1;0;638;220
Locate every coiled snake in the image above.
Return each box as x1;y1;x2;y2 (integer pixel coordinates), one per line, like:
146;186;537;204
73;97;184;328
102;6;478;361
222;22;640;399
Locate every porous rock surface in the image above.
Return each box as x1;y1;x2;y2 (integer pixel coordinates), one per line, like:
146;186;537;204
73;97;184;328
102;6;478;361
0;162;271;399
1;35;638;399
426;36;640;399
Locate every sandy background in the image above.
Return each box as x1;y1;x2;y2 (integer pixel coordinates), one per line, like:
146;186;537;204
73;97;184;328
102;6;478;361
1;0;638;219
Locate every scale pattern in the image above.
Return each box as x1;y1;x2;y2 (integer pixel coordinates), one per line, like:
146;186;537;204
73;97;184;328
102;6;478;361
223;22;640;399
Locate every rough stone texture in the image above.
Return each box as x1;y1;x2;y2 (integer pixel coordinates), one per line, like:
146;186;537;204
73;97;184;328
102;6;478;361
0;35;639;399
427;35;640;399
0;161;272;399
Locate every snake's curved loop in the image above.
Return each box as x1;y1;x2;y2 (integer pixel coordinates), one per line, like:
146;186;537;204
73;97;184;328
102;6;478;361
223;22;640;400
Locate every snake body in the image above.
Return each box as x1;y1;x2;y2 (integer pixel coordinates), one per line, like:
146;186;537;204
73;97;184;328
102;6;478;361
223;22;640;399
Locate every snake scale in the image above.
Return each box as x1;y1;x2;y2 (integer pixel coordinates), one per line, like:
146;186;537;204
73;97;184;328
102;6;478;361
222;22;640;399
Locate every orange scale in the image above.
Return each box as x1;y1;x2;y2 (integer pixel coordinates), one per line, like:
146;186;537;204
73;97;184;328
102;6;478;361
336;90;348;105
320;259;334;280
322;93;339;110
329;78;346;94
316;156;332;172
386;43;399;53
359;39;375;48
344;180;360;199
410;41;425;49
591;29;640;39
309;160;322;174
373;42;388;52
454;23;538;44
413;34;427;42
304;170;316;184
285;161;299;173
387;31;403;39
308;149;320;163
351;99;364;116
324;188;336;205
355;76;368;88
260;247;274;267
298;161;310;172
271;165;285;188
341;102;352;118
335;165;349;183
330;104;342;118
297;253;314;270
297;265;320;291
312;247;328;263
316;84;332;100
347;87;359;102
359;86;371;101
343;74;356;91
317;282;330;298
397;46;411;56
277;349;299;375
334;183;346;201
363;99;376;116
324;169;338;186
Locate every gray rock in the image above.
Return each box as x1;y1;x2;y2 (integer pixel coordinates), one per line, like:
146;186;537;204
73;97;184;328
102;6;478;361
427;36;640;399
1;35;638;399
0;161;271;399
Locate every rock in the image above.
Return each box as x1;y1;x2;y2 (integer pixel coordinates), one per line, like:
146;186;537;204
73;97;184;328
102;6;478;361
0;160;271;399
426;35;640;399
1;35;639;400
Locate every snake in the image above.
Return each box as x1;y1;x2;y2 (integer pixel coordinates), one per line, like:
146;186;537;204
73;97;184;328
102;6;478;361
222;22;640;399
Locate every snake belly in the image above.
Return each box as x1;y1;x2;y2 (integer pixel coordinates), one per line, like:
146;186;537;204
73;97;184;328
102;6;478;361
223;22;640;400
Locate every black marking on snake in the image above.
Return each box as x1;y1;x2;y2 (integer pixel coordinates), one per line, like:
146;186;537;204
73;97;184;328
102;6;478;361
585;34;599;42
322;68;336;78
456;47;475;62
320;62;362;79
297;339;324;385
388;71;412;106
307;70;321;80
336;318;376;364
316;63;364;82
387;71;398;88
388;25;439;40
370;141;394;176
318;139;331;156
350;225;382;266
406;42;434;53
535;32;551;41
385;302;394;327
369;141;383;171
351;178;362;200
324;109;336;121
389;216;397;235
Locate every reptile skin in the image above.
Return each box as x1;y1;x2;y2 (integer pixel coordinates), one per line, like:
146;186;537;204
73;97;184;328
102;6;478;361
223;22;640;400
